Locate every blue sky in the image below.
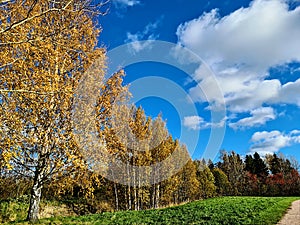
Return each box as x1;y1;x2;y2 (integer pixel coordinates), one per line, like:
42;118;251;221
98;0;300;162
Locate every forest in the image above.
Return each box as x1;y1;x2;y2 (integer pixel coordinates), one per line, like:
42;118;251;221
1;0;300;222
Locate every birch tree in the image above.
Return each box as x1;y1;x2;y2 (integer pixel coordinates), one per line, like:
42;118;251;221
0;0;107;221
149;115;168;208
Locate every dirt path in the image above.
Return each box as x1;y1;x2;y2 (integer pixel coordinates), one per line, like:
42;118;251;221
277;200;300;225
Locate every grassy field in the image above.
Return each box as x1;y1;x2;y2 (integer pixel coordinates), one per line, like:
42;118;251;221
3;196;299;225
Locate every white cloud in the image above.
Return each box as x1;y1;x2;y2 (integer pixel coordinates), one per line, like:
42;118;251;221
183;115;226;130
291;130;300;135
250;130;300;155
273;78;300;106
176;0;300;113
113;0;140;7
125;33;155;53
229;107;276;130
177;0;300;68
291;130;300;142
171;44;202;65
125;21;160;53
183;116;204;130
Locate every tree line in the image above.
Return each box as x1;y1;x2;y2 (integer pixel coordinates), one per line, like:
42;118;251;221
1;145;300;215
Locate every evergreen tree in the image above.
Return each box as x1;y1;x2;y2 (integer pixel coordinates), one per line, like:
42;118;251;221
252;152;269;179
207;159;215;170
245;155;255;173
218;151;245;195
194;160;216;199
211;168;231;196
266;153;292;175
269;153;281;174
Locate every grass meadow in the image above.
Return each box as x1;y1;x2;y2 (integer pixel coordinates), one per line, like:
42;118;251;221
2;196;299;225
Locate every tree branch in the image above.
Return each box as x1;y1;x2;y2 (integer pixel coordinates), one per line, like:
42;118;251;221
0;58;20;69
0;8;58;34
0;0;76;34
0;89;70;95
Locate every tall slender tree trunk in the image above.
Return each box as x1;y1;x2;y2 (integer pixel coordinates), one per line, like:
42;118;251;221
137;170;141;211
140;191;143;210
27;170;44;221
111;169;119;211
152;184;156;208
114;182;119;211
127;162;132;210
125;186;128;210
155;184;160;208
153;167;160;209
151;167;156;209
132;148;137;211
133;170;137;210
128;185;132;210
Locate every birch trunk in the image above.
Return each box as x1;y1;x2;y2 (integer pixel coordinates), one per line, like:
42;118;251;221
27;171;44;221
127;162;132;210
137;170;140;211
152;184;156;209
114;182;119;211
155;183;160;209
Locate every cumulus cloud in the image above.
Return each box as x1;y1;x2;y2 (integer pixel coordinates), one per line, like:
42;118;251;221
177;1;300;68
125;20;161;53
183;116;204;130
273;78;300;106
250;130;300;155
176;0;300;114
229;107;276;130
183;115;226;130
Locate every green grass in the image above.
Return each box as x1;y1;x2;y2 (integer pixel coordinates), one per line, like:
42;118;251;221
0;198;73;224
0;200;28;223
4;196;299;225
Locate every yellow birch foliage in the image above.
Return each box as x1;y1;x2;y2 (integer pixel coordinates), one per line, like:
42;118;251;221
0;0;106;195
